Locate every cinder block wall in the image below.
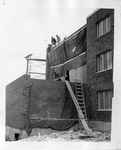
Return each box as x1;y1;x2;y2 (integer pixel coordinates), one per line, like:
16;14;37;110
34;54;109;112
87;9;114;121
6;75;32;133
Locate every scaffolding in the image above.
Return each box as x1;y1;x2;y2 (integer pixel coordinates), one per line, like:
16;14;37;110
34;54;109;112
25;54;46;79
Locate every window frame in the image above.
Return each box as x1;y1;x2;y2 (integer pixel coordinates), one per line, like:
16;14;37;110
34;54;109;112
97;90;113;111
96;16;111;38
96;50;113;73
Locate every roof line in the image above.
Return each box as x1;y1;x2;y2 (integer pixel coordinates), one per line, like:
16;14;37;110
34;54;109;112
65;24;87;41
87;8;100;18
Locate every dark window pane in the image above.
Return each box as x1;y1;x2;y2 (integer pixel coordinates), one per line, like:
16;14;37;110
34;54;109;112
104;53;108;70
105;91;109;109
99;92;104;109
99;55;103;71
103;19;106;34
107;51;112;69
109;91;113;109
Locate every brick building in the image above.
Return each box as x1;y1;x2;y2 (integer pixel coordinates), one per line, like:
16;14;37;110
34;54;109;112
87;9;114;122
46;9;114;123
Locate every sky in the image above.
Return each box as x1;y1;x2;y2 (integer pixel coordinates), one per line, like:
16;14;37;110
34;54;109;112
0;0;119;85
0;0;97;85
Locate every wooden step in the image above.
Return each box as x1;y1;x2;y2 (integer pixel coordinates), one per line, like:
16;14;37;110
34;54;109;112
79;106;85;109
75;82;81;84
76;86;82;89
78;99;84;102
77;94;83;96
76;92;83;95
78;102;85;105
77;97;84;99
76;89;82;91
76;87;82;92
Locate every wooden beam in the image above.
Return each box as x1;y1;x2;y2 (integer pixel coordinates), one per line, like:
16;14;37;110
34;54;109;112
28;72;45;75
27;58;46;62
29;118;80;121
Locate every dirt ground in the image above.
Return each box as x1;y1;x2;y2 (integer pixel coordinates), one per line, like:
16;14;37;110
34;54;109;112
20;129;110;142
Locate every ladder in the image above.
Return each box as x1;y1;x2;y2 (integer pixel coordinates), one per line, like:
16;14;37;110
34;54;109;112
75;82;87;120
64;80;92;134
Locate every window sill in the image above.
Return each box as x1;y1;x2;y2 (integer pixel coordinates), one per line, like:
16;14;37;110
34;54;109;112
97;109;112;112
96;68;112;74
96;30;111;40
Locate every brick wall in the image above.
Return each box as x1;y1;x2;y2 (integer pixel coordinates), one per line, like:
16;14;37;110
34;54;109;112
87;9;114;121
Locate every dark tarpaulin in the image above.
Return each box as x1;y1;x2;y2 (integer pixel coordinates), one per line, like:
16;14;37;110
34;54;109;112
48;43;67;66
65;28;86;60
47;27;86;67
29;79;78;130
51;53;86;80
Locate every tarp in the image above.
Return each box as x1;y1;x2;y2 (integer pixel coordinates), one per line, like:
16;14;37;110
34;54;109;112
48;43;67;66
29;79;78;130
47;26;86;67
6;76;78;132
65;27;86;60
6;75;90;132
50;53;86;80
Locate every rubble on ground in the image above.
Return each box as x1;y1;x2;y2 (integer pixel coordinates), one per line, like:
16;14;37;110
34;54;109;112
20;129;110;142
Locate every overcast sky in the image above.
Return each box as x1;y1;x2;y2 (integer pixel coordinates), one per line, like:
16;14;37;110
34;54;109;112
1;0;97;84
1;0;118;85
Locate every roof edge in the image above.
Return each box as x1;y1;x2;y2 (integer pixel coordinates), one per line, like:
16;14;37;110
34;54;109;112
87;8;100;18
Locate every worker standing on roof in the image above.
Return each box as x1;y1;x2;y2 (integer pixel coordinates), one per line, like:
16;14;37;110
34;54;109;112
51;37;56;46
47;44;52;52
56;35;61;44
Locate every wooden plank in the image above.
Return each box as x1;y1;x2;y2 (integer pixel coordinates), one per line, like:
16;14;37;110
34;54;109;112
65;80;91;133
27;58;46;62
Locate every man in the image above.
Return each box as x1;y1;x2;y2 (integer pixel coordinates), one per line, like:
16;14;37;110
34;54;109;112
56;35;61;44
51;37;56;46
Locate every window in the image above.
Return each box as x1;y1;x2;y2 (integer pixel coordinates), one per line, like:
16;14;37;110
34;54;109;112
98;90;113;110
97;16;111;37
97;50;112;72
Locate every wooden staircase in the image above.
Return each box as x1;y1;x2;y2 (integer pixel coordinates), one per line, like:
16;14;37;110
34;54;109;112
75;82;87;120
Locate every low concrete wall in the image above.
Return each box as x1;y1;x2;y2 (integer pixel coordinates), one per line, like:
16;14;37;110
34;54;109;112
88;121;111;133
6;126;28;141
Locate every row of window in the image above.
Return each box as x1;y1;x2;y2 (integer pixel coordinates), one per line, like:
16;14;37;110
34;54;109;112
95;16;113;110
97;16;113;110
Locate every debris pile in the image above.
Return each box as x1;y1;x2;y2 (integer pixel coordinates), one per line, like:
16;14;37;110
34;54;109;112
20;130;110;142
